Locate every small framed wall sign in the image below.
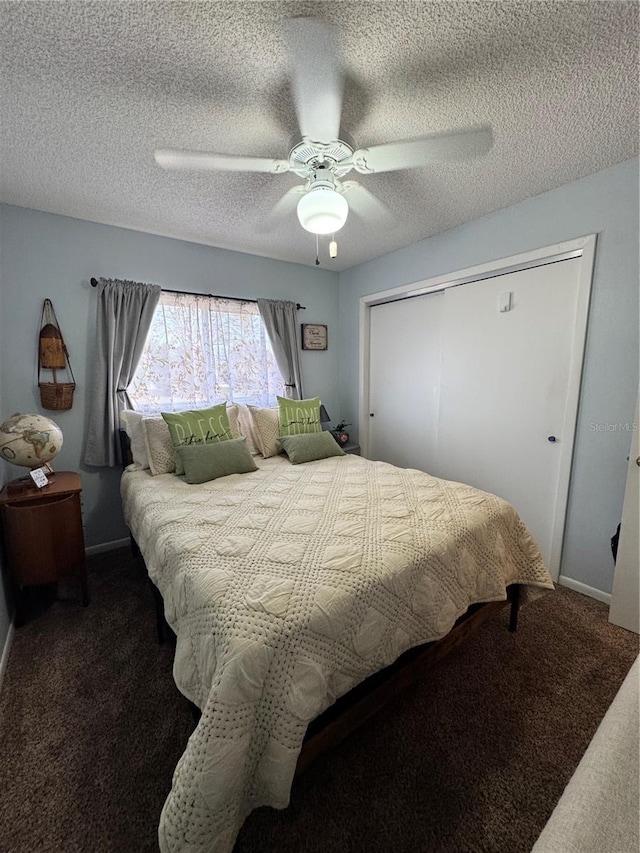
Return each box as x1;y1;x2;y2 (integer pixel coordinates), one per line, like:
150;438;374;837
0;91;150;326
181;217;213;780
301;323;328;351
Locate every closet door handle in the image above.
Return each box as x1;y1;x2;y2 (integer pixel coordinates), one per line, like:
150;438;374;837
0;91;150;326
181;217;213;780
636;456;640;467
547;435;557;442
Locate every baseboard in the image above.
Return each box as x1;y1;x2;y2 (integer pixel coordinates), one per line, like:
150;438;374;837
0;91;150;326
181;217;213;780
0;623;15;695
558;575;611;606
85;537;130;557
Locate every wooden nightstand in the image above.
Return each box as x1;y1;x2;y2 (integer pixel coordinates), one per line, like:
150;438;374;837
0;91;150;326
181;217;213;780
0;472;88;625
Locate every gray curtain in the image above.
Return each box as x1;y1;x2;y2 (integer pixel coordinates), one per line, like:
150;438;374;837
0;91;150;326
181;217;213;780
83;279;161;467
257;299;304;400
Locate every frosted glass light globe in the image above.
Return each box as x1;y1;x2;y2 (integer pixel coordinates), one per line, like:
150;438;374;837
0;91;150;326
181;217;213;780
297;188;348;235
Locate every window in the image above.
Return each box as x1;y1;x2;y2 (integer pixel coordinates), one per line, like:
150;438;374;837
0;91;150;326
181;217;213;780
129;291;284;413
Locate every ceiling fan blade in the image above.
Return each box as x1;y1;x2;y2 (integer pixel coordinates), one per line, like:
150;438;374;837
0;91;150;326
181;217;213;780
255;184;307;233
341;181;395;226
154;149;290;174
282;17;343;143
350;126;493;174
268;184;307;220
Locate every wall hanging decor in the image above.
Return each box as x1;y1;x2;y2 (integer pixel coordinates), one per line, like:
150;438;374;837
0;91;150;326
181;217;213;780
301;323;328;350
38;299;76;411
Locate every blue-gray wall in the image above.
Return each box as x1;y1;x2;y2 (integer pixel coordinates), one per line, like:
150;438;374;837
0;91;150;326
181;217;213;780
0;206;340;647
338;157;639;596
0;158;637;656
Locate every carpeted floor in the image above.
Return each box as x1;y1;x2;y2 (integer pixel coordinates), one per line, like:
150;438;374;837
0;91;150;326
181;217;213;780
0;548;637;853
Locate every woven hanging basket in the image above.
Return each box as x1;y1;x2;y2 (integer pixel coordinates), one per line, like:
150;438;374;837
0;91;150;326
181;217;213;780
39;381;76;411
38;299;76;411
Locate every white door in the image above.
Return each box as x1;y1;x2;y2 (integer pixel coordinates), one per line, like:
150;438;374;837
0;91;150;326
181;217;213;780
368;291;443;471
437;258;582;573
609;391;639;634
366;256;583;578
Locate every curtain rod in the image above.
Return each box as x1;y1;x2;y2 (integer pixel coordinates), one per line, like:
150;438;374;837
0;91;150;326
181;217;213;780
89;278;305;310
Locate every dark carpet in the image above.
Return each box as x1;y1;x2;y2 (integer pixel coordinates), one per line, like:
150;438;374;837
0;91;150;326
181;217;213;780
0;548;637;853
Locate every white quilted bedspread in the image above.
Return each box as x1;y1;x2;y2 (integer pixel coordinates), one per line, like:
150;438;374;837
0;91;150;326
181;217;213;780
121;454;553;853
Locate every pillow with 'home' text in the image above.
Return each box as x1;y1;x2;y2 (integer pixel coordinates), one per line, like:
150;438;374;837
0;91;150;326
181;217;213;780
277;395;322;437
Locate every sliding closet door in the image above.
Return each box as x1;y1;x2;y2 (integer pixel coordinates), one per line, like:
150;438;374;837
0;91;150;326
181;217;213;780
364;248;591;579
437;257;582;571
368;291;443;471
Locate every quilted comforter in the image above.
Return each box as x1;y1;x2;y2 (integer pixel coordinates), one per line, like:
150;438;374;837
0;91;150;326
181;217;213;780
121;453;553;853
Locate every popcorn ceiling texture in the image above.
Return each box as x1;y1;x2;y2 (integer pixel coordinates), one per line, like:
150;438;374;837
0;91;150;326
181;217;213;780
0;1;638;270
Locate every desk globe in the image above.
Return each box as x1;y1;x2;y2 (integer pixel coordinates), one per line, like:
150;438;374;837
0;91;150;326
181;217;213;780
0;412;63;471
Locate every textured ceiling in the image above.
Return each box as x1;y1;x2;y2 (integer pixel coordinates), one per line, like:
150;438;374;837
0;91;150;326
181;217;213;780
1;1;638;271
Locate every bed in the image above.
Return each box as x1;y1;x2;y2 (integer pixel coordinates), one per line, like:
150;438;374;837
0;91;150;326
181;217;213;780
120;449;553;853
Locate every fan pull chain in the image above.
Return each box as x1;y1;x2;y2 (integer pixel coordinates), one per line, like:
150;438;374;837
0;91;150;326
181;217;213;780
315;234;320;266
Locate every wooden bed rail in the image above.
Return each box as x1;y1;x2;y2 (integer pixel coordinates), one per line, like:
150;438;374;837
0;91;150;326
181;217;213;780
297;589;518;776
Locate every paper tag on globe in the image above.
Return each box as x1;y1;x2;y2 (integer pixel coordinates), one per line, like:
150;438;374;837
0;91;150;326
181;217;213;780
29;466;49;488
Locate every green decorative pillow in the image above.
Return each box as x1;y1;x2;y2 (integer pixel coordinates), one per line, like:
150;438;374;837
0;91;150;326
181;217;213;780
176;437;258;484
280;431;346;465
277;395;322;437
162;403;233;475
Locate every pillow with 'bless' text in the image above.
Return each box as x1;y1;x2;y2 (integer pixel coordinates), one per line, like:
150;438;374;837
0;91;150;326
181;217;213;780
162;403;233;475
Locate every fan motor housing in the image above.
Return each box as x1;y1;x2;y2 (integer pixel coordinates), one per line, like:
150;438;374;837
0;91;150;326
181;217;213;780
288;134;355;179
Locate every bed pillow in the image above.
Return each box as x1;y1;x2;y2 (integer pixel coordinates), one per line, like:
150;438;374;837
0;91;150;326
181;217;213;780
277;395;322;437
227;404;241;439
280;431;346;464
236;403;260;455
247;406;281;458
120;410;150;469
142;415;175;475
177;437;258;484
162;404;233;476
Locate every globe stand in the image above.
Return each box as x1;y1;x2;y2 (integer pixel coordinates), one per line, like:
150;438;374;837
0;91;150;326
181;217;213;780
6;465;55;497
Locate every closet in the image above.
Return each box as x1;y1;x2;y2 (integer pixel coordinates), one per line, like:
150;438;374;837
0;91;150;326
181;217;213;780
364;244;593;579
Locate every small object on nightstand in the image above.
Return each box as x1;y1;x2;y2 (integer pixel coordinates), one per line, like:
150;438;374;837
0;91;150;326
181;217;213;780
331;420;351;446
0;471;88;626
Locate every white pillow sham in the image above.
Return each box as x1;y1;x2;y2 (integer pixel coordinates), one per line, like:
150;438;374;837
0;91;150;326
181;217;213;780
142;415;175;475
120;410;150;470
235;404;260;455
247;406;280;458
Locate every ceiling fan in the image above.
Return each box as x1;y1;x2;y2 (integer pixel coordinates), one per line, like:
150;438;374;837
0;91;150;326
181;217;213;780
154;17;493;244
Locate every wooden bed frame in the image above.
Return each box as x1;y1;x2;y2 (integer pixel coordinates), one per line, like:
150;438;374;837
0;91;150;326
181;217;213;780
119;429;520;775
141;559;519;774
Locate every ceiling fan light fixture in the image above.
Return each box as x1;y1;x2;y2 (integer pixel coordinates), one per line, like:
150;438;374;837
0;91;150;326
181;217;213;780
297;187;348;235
